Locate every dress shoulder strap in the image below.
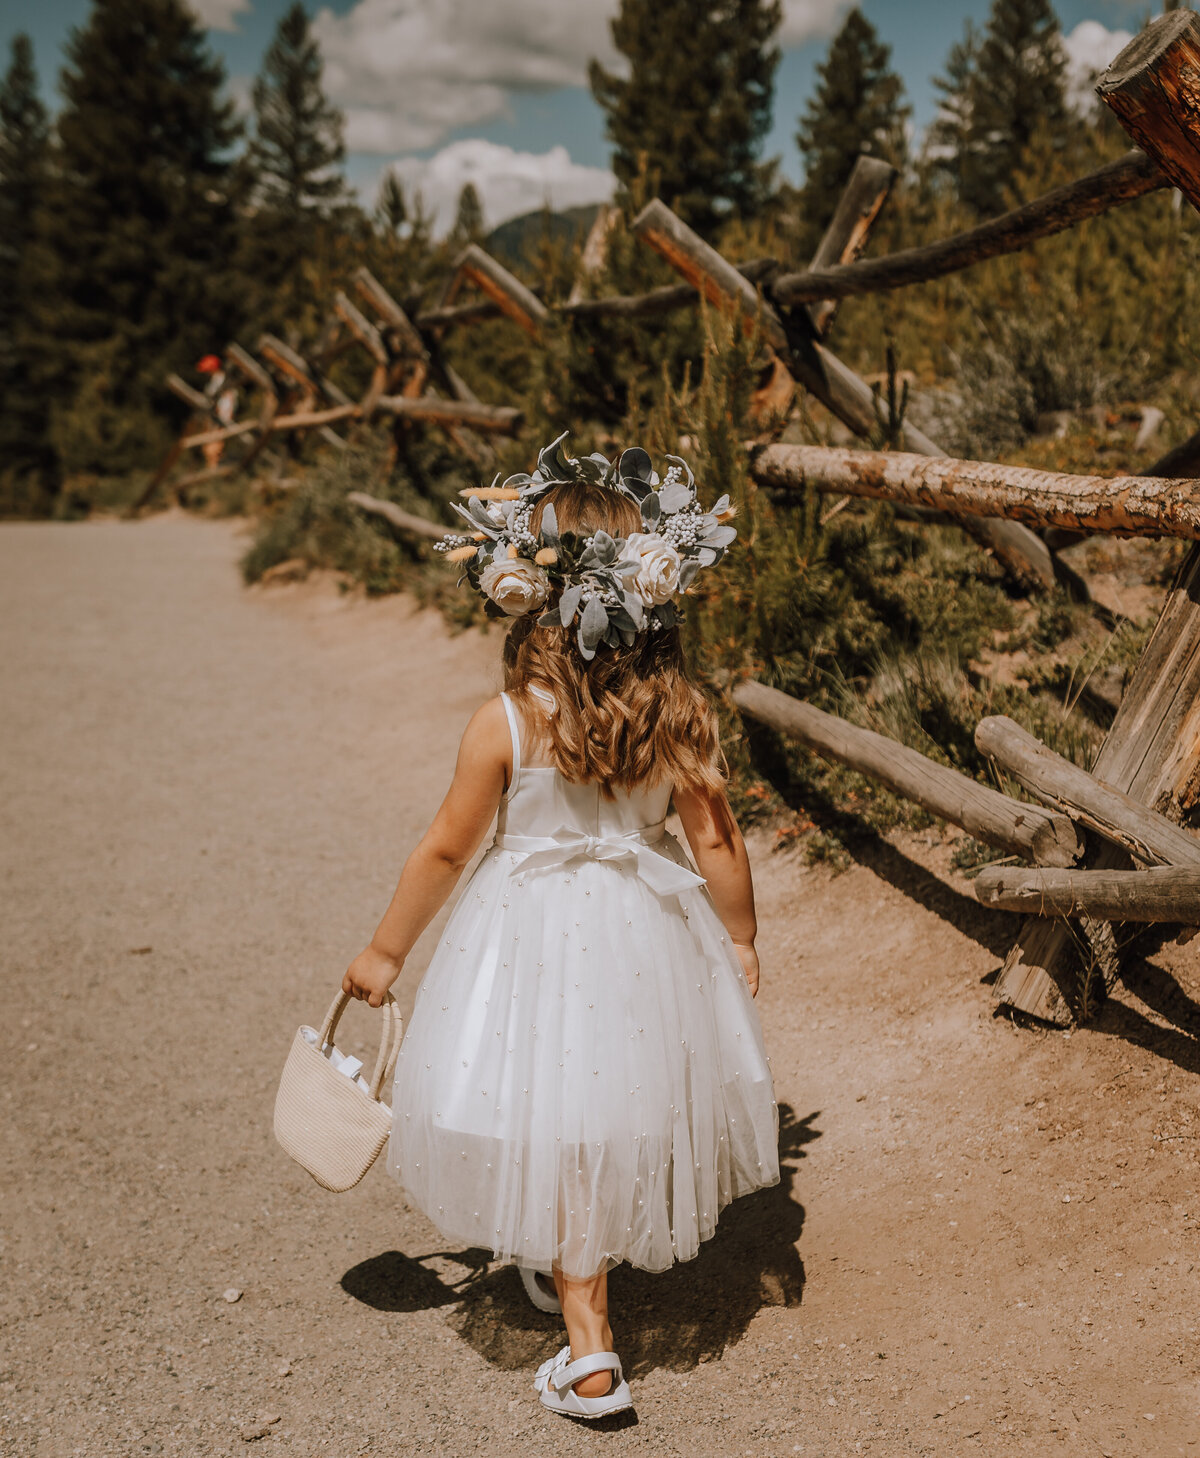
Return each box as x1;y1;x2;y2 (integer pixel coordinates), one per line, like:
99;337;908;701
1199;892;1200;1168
498;691;521;795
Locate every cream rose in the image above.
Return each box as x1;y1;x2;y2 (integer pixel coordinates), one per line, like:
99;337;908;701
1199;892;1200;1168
621;532;682;606
478;557;550;616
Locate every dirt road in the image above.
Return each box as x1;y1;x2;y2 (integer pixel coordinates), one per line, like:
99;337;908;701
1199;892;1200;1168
3;515;1199;1457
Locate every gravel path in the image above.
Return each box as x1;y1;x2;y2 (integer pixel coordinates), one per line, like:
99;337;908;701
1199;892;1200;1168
3;515;1199;1457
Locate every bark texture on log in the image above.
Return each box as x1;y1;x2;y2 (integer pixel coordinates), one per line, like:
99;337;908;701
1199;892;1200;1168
334;291;388;364
773;152;1164;306
977;865;1200;923
632;200;790;352
559;258;778;322
353;267;428;359
1097;13;1200;215
975;715;1200;867
346;491;447;542
751;443;1200;541
455;243;549;338
376;395;523;435
805;154;898;334
225;343;276;397
414;298;504;330
732;680;1081;867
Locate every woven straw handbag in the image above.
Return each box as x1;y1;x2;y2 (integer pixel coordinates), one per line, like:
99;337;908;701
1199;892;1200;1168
274;989;404;1193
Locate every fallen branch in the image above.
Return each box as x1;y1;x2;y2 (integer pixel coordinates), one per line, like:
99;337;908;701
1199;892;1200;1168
732;680;1081;868
346;491;446;543
751;442;1200;540
772;151;1165;306
376;395;523;436
975;715;1200;867
976;864;1200;923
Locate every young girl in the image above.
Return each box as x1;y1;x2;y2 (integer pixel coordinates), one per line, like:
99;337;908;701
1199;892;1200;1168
344;437;779;1419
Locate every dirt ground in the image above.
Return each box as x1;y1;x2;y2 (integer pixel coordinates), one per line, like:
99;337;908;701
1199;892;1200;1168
3;514;1200;1458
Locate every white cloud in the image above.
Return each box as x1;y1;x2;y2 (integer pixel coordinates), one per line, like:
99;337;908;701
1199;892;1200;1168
779;0;851;47
315;0;851;155
383;138;615;235
188;0;252;31
1062;19;1133;110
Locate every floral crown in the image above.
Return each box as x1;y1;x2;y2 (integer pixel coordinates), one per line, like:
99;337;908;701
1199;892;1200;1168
436;433;736;660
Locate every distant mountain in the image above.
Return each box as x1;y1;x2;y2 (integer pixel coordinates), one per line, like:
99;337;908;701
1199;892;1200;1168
485;203;604;270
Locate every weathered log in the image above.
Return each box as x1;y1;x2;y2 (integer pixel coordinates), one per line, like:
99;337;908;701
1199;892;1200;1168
975;715;1200;868
376;395;522;436
225;343;276;397
1097;14;1200;214
732;680;1081;867
997;7;1200;1021
976;865;1200;924
559;258;778;322
750;443;1200;540
455;243;549;339
166;373;211;413
1146;427;1200;480
633;199;789;352
414;298;504;330
182;402;359;447
334;290;388;365
806;154;898;334
346;491;447;543
353;267;428;359
773;151;1165;307
568;203;621;305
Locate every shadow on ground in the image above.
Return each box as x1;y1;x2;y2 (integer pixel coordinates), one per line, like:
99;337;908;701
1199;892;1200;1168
342;1102;817;1380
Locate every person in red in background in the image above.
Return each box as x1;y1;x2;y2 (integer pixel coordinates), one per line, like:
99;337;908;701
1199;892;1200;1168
195;355;239;469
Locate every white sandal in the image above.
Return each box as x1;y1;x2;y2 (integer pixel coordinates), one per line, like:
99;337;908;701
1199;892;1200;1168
518;1264;561;1314
533;1345;633;1419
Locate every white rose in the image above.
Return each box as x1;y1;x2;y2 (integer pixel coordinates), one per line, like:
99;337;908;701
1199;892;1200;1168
621;532;682;606
478;557;550;616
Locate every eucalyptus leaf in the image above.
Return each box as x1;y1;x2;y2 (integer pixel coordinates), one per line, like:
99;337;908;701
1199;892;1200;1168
537;609;560;628
620;590;644;629
619;627;636;647
710;493;730;516
679;558;701;589
618;446;652;483
558;582;583;627
641;492;661;526
592;530;617;565
658;481;692;513
608;605;637;633
657;599;677;628
577;627;596;661
697;547;717;566
580;593;608;649
540;502;560;545
538;431;571;481
700;523;737;549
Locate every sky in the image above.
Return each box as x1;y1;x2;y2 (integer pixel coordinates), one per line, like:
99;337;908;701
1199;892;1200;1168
1;0;1157;234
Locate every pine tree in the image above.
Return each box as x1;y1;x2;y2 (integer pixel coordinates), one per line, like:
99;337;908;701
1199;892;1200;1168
452;181;484;243
930;0;1068;215
589;0;782;236
0;34;51;503
29;0;245;482
796;8;908;233
375;171;407;237
248;3;347;218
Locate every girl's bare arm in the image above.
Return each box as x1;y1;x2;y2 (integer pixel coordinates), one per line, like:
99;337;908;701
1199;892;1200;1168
673;782;760;996
344;698;510;1006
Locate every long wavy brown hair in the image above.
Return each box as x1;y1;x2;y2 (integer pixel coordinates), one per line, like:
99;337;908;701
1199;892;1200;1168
501;479;725;795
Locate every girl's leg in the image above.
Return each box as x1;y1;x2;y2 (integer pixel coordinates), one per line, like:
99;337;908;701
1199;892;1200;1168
552;1267;615;1398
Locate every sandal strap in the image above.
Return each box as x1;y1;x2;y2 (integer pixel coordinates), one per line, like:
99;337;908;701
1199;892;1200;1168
552;1350;622;1392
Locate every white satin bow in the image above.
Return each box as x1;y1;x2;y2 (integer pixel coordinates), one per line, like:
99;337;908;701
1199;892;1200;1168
494;824;705;899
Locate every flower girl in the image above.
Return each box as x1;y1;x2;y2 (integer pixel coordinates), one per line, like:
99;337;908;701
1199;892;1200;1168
344;436;779;1418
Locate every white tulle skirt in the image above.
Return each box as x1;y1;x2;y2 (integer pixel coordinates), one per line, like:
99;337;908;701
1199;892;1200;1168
388;833;779;1279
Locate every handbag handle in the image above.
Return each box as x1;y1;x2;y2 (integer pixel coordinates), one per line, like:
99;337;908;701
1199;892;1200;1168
317;989;404;1101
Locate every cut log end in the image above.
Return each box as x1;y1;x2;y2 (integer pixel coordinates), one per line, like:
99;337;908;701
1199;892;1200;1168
1096;11;1196;95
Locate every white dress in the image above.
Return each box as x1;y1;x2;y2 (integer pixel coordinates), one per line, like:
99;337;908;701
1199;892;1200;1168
389;691;779;1279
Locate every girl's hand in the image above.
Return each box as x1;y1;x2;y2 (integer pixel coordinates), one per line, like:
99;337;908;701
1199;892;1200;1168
343;945;403;1008
733;941;760;997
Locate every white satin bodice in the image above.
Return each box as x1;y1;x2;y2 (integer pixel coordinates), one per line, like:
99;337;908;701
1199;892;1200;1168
495;692;672;841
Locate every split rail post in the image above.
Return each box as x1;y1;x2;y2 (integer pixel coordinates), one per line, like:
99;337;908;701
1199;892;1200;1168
257;332;352;452
334;290;389;420
449;243;549;340
631;198;1056;592
990;9;1200;1022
